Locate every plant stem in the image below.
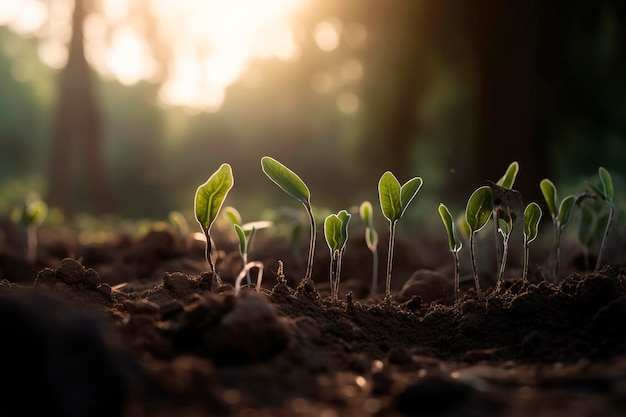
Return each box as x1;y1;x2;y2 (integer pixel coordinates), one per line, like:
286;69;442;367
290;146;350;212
496;236;509;290
243;253;251;286
305;205;316;280
336;248;344;299
370;248;379;297
204;229;215;274
554;227;561;281
329;250;336;300
469;232;482;296
385;221;397;298
493;213;501;271
453;251;460;299
522;238;529;281
595;203;614;271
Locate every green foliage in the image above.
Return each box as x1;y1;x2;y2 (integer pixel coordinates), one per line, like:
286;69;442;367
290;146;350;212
540;179;558;219
523;202;542;244
465;186;493;233
223;206;242;226
359;201;378;251
261;156;311;207
438;203;462;252
496;161;519;189
194;163;234;233
557;195;576;227
324;209;351;300
13;197;48;227
598;166;614;202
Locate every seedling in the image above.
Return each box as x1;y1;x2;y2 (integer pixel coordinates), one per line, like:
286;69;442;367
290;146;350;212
194;163;234;274
493;161;519;269
522;202;542;281
495;219;511;290
233;224;265;295
438;203;462;299
588;167;615;270
359;201;379;296
324;210;351;300
540;179;576;280
261;156;316;280
465;186;493;295
378;171;423;298
12;195;48;263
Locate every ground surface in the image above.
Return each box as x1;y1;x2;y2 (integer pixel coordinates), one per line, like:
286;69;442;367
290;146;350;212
1;221;626;417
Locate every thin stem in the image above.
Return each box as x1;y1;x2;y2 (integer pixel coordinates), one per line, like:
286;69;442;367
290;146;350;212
329;250;335;300
595;203;614;271
496;236;509;290
204;229;215;274
305;205;316;280
453;251;460;300
243;253;251;286
385;221;397;298
336;248;344;298
555;227;561;281
370;248;379;297
493;213;501;271
469;232;482;296
235;261;264;295
522;238;529;281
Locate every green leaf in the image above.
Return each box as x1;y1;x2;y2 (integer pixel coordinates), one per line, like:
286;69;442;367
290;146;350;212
599;166;614;202
557;195;576;227
399;177;423;217
540;179;558;218
438;203;462;252
497;161;519;189
524;202;542;243
224;206;242;226
337;209;351;244
25;199;48;226
194;163;234;232
378;171;402;222
234;224;247;255
465;186;493;233
241;220;272;233
498;218;510;237
261;156;311;207
365;226;378;251
359;201;374;228
324;214;342;251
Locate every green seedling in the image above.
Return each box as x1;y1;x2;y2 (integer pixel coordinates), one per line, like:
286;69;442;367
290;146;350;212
359;201;379;297
12;195;48;263
540;179;576;280
588;167;615;270
324;210;351;300
438;203;462;299
224;206;272;287
262;156;316;280
233;224;265;295
522;202;542;281
495;218;511;290
465;186;493;295
194;163;234;274
493;161;519;269
378;171;423;298
577;204;607;270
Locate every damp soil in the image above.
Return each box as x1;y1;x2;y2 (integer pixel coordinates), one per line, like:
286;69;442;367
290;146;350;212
1;222;626;417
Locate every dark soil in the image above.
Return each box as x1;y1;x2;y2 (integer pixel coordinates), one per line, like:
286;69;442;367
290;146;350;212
1;222;626;417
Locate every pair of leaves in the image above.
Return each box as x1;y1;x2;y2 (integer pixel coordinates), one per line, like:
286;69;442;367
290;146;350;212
359;201;378;251
523;202;542;243
224;206;272;256
438;204;462;252
325;210;351;252
195;163;234;233
540;179;576;227
588;166;614;203
378;172;423;223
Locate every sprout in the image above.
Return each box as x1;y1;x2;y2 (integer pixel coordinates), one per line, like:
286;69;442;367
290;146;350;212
465;186;493;295
233;224;265;295
378;171;423;299
522;202;542;281
540;179;576;280
261;156;316;281
194;163;234;274
493;161;519;271
588;167;615;270
359;201;379;297
324;210;351;300
12;195;48;264
495;218;511;290
438;203;462;299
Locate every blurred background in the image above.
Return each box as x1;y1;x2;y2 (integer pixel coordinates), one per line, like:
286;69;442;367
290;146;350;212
1;0;625;228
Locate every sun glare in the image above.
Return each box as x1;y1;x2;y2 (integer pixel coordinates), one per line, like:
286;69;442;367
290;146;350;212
1;0;307;112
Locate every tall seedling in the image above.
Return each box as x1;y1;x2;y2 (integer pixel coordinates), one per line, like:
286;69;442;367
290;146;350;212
494;162;519;269
359;201;379;296
465;186;493;295
194;163;234;274
588;167;615;270
324;210;351;300
522;202;542;281
378;172;423;299
261;156;316;280
438;203;463;299
540;179;576;280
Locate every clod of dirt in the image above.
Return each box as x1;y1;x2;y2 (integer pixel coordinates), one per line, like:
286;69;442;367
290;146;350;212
398;269;453;303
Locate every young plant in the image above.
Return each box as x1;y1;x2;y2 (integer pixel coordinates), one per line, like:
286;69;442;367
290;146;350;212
378;171;423;298
465;186;493;295
493;161;519;268
194;163;234;274
233;224;265;295
12;195;48;263
540;179;576;280
324;210;351;300
438;203;462;299
359;201;379;296
588;167;615;270
261;156;316;280
495;218;511;289
522;202;542;281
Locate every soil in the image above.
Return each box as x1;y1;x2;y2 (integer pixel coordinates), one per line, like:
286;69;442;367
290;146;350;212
1;220;626;417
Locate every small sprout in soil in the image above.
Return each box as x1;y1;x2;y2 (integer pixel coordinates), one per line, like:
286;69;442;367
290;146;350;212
465;186;493;295
12;194;48;263
194;163;234;274
438;203;462;299
522;202;542;281
261;156;316;281
494;161;519;269
588;167;615;270
359;201;379;297
324;209;351;300
495;218;511;290
233;224;265;295
540;179;576;280
378;171;423;299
